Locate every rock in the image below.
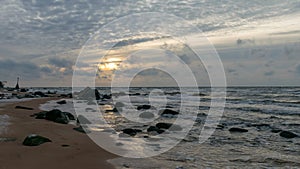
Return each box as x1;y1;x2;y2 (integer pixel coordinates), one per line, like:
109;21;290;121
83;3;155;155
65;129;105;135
156;123;182;131
20;88;27;92
73;126;90;134
122;128;142;136
159;109;179;116
34;111;47;119
22;134;51;146
57;100;67;104
15;106;34;110
279;131;298;139
34;91;47;97
64;112;75;120
147;126;165;134
77;115;91;124
139;112;154;119
77;87;100;100
45;109;69;124
229;127;248;133
102;94;111;100
137;105;151;110
271;129;282;133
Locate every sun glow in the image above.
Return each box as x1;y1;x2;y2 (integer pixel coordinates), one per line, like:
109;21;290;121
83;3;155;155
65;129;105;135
98;57;122;71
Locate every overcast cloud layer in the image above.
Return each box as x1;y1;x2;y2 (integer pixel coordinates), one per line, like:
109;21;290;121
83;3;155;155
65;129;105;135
0;0;299;86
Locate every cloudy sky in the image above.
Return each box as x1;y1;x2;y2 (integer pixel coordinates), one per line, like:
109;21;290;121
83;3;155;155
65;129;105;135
0;0;299;87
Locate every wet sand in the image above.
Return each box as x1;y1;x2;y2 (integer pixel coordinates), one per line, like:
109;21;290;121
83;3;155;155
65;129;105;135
0;98;117;169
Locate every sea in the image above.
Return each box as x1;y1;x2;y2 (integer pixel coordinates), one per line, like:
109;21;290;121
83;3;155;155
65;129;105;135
2;87;300;168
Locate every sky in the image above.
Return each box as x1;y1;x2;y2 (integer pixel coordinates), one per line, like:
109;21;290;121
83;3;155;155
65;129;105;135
0;0;300;87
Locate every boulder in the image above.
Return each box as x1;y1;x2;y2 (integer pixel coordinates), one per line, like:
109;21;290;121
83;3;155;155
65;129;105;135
22;134;51;146
77;115;91;124
229;127;248;133
77;87;100;100
45;109;69;124
73;126;90;134
64;112;75;120
34;111;47;119
57;100;67;104
279;131;298;139
160;109;179;116
137;105;151;110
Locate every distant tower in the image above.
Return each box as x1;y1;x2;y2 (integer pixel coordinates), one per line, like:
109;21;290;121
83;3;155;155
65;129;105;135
15;77;20;89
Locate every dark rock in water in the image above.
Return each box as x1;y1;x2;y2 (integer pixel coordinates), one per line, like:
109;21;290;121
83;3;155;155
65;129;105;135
147;126;165;134
45;109;69;124
57;100;67;104
139;112;155;119
64;112;75;120
229;127;248;133
105;107;119;113
77;115;91;124
137;105;151;110
122;128;142;136
20;88;27;92
156;123;182;131
279;131;298;138
271;129;282;133
15;106;34;110
129;93;141;96
73;126;91;134
22;134;51;146
34;91;47;97
160;109;179;116
60;93;73;98
102;94;112;100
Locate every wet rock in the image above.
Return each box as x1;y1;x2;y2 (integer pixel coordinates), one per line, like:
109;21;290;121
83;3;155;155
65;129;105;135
45;109;69;124
20;88;27;92
122;128;142;136
137;105;151;110
64;112;75;120
77;115;91;124
147;126;164;134
156;123;182;131
102;94;111;100
34;91;47;97
15;106;33;110
77;87;100;100
22;134;51;146
160;109;179;116
279;131;298;139
271;129;282;133
139;112;154;119
57;100;67;104
34;111;47;119
73;126;91;134
229;127;248;133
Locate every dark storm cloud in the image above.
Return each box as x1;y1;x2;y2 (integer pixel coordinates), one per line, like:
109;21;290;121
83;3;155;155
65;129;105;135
236;38;255;45
0;59;40;79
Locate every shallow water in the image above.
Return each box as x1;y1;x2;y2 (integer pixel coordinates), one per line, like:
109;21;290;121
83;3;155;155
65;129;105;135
40;87;300;168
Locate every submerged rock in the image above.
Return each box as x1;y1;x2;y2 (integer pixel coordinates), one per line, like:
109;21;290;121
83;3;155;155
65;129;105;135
56;100;67;104
160;109;179;116
279;131;298;139
156;123;182;131
229;127;248;133
22;134;51;146
137;105;151;110
122;128;142;136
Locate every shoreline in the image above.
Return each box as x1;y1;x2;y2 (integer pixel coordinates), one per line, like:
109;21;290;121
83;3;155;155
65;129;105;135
0;97;117;169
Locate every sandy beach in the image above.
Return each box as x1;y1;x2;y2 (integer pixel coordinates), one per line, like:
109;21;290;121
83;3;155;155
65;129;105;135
0;98;117;169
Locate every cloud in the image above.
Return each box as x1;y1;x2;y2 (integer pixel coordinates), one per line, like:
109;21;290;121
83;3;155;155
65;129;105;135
236;38;255;45
264;71;274;76
295;64;300;75
0;59;40;79
48;57;74;68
